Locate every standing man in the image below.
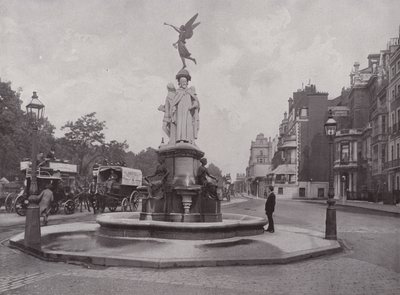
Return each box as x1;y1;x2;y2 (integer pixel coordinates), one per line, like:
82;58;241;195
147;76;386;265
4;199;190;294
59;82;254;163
264;185;276;233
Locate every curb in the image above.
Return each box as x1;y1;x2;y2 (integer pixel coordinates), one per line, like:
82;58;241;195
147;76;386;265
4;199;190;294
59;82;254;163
8;222;342;269
8;239;342;269
300;200;400;217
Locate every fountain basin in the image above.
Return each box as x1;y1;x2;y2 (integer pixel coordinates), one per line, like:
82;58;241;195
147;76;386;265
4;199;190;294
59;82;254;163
97;212;267;240
8;222;342;268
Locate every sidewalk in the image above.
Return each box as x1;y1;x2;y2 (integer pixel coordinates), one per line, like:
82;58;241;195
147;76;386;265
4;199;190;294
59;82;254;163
239;192;400;216
296;198;400;216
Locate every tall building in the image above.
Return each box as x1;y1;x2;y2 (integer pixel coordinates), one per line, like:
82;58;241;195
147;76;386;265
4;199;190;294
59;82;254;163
269;84;330;198
331;57;379;200
233;173;246;193
386;30;400;195
245;133;276;197
331;32;398;201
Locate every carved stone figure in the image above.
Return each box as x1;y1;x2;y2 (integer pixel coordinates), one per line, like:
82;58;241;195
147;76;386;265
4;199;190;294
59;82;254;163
164;13;200;69
171;69;200;144
158;83;176;143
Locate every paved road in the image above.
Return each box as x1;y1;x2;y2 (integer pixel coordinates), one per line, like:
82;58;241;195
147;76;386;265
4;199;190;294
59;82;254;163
0;198;399;294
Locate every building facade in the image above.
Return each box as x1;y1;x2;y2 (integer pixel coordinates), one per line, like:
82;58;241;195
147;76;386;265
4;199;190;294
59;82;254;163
386;35;400;197
245;133;276;197
269;84;330;198
332;31;399;202
233;173;246;194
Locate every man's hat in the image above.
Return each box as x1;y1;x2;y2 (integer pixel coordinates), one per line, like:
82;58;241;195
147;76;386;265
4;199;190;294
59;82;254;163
176;69;191;81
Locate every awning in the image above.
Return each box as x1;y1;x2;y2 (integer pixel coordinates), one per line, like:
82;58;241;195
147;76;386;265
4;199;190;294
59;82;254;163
269;164;296;175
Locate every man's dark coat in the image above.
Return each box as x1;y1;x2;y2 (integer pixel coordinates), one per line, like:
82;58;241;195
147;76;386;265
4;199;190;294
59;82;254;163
265;192;276;213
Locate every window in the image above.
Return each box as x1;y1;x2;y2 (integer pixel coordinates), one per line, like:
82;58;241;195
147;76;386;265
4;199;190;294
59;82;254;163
392;66;396;78
397;110;400;126
397;143;400;159
300;108;308;118
299;187;306;197
391;145;394;161
260;150;263;155
393;89;396;100
381;144;386;162
382;115;386;134
278;187;283;195
341;142;350;162
318;188;325;198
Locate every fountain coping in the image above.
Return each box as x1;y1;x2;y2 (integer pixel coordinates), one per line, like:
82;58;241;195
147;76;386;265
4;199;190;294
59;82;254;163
8;222;342;269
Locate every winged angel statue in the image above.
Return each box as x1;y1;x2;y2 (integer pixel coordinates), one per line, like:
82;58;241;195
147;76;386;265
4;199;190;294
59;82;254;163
164;13;200;69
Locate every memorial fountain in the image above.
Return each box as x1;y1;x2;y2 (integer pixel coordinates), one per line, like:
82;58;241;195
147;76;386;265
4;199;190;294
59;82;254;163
9;14;341;268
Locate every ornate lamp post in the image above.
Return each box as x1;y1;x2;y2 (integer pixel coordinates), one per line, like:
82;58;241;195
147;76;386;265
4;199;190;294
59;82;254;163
324;109;337;240
24;91;45;250
26;91;45;196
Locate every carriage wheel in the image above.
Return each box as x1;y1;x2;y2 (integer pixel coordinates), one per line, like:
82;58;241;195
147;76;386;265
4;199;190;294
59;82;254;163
121;197;129;212
64;200;75;215
50;201;59;215
14;195;27;216
129;191;140;212
5;193;15;213
108;199;118;212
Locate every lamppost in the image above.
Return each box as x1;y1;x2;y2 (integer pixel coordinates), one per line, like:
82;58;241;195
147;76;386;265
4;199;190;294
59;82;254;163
324;109;337;240
24;91;45;250
26;91;45;196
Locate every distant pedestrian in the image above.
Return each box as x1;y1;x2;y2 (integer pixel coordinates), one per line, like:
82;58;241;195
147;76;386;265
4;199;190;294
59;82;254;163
264;185;276;233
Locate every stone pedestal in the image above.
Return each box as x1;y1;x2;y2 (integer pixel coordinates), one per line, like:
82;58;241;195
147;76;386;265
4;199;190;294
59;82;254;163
175;185;201;222
159;143;204;221
24;200;41;250
138;142;222;222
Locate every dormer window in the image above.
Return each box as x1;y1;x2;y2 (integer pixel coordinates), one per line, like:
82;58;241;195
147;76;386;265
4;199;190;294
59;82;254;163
300;108;308;118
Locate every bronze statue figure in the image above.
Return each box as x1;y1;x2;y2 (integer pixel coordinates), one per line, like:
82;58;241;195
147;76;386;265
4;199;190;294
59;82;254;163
164;13;200;69
196;158;219;200
144;158;169;200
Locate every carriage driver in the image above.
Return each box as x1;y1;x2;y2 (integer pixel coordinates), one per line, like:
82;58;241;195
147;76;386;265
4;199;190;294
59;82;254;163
106;170;118;193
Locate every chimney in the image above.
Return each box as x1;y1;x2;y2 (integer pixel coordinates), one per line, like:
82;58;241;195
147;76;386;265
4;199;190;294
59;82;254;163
288;97;293;110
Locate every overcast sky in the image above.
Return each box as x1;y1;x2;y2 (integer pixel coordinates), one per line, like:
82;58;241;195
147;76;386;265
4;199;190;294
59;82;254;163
1;0;399;178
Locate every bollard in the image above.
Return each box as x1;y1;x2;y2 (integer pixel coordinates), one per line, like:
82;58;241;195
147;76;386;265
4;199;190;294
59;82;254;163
24;196;41;250
325;198;337;240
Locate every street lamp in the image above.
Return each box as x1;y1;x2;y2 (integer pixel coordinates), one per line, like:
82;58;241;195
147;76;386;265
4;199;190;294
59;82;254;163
24;91;45;250
324;109;337;240
26;91;45;195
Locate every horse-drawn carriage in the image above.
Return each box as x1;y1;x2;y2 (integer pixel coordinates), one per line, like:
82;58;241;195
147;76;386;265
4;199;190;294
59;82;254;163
14;159;80;216
92;165;142;213
0;180;23;213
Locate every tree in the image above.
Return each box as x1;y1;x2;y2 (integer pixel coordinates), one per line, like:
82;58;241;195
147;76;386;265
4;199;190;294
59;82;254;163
102;140;129;164
61;112;106;176
0;80;29;179
125;148;158;176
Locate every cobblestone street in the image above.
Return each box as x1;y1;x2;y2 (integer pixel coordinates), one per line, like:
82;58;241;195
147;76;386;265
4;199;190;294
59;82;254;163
1;199;399;294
